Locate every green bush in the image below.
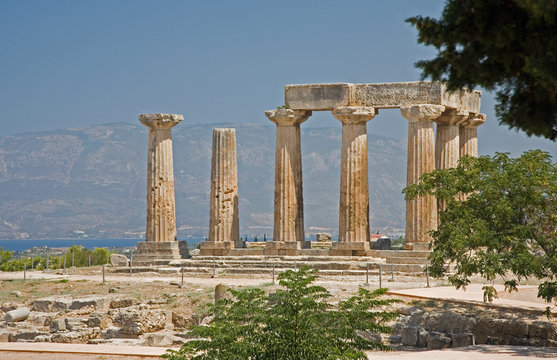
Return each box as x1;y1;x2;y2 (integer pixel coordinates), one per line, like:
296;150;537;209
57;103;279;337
164;266;399;360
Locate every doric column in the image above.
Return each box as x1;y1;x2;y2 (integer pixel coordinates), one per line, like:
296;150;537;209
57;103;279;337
208;128;240;247
401;105;445;250
435;109;469;170
460;113;485;158
265;108;311;246
139;113;182;243
332;106;376;245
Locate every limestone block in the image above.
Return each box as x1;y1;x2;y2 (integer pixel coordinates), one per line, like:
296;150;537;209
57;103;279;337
285;83;351;110
70;296;110;311
199;241;233;256
33;299;54;312
451;333;475;347
285;82;481;113
330;241;370;256
5;307;30;322
316;233;332;242
110;254;129;267
110;298;137;309
401;326;419;346
10;330;50;342
140;331;185;347
52;329;99;343
427;332;450;349
214;284;232;304
264;241;300;256
49;318;66;332
65;317;86;331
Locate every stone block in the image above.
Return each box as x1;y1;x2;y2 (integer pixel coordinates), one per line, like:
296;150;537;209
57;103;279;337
10;331;50;342
451;333;475;347
52;299;72;312
50;318;66;332
427;332;450;349
199;241;233;256
401;326;418;346
140;332;185;347
264;241;301;256
285;83;351;110
316;233;332;242
70;296;110;311
65;317;86;331
330;241;370;256
417;329;429;347
110;299;136;309
284;82;481;113
110;254;129;267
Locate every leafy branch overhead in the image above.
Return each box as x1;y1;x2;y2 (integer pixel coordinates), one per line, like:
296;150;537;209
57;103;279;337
407;0;557;140
163;267;399;360
403;150;557;315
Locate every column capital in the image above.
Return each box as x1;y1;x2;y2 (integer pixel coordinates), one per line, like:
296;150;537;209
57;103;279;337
462;113;486;128
265;108;311;126
400;105;445;122
436;109;469;125
139;113;183;130
332;106;376;125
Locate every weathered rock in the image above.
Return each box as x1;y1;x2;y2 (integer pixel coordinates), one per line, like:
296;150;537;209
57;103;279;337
389;334;402;345
49;318;66;332
28;312;52;326
0;329;16;342
110;299;136;309
87;312;109;329
65;317;86;331
214;284;230;303
417;328;429;348
33;299;54;312
52;299;72;312
34;334;52;342
11;291;23;297
428;331;451;349
101;327;137;339
1;303;18;312
70;296;110;311
140;332;186;347
401;326;418;346
451;333;475;347
110;254;129;267
530;321;557;341
52;329;99;343
113;309;168;335
171;312;190;329
10;330;50;342
189;248;200;256
5;307;30;322
316;233;332;242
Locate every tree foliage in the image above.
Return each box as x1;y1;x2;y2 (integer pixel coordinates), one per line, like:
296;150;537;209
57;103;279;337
164;267;399;360
407;0;557;140
404;150;557;314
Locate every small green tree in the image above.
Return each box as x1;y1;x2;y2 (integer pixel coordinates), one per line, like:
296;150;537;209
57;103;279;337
164;267;399;360
404;150;557;314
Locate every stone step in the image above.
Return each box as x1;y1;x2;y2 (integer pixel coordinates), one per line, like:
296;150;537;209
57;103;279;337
370;250;431;258
383;257;430;265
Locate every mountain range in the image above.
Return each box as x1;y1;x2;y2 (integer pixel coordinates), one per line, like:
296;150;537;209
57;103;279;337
0;122;407;240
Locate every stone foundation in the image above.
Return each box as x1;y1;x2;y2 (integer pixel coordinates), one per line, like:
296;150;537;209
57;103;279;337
330;241;370;256
199;241;234;256
263;241;310;256
134;241;187;266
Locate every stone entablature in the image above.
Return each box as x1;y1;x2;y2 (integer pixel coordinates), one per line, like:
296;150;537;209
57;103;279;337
284;82;481;113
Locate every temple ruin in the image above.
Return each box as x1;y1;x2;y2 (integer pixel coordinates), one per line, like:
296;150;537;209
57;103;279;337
137;82;484;262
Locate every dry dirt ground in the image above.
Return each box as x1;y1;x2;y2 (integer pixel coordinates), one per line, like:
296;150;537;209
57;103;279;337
0;267;556;359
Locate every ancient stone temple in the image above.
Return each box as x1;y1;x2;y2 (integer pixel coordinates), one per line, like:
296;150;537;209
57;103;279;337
200;128;240;256
264;82;484;254
134;113;187;265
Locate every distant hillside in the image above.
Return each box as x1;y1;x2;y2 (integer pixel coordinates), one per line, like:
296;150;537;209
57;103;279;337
0;122;406;240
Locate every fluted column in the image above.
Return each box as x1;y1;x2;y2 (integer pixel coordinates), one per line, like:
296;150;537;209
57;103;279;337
460;113;485;158
435;109;469;170
265;108;311;245
139;113;182;243
401;105;445;249
208;128;240;247
332;106;376;244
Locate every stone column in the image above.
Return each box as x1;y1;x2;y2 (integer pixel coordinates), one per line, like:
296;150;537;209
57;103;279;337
264;108;311;255
330;106;376;256
435;109;469;170
460;113;485;158
201;128;240;256
135;113;186;265
401;105;445;251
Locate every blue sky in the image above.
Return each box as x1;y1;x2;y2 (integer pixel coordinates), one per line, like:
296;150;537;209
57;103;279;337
0;0;555;157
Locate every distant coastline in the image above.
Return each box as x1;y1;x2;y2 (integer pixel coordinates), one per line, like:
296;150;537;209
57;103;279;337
0;238;205;252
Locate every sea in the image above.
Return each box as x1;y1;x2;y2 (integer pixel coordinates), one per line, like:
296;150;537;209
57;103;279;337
0;238;206;252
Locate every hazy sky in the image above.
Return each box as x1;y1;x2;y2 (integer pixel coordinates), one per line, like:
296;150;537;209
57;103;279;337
1;0;555;157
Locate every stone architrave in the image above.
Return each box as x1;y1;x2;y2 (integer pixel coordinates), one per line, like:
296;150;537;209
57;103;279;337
330;106;376;256
435;109;469;170
401;105;445;250
460;113;486;158
135;114;186;265
264;108;311;255
201;128;240;256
